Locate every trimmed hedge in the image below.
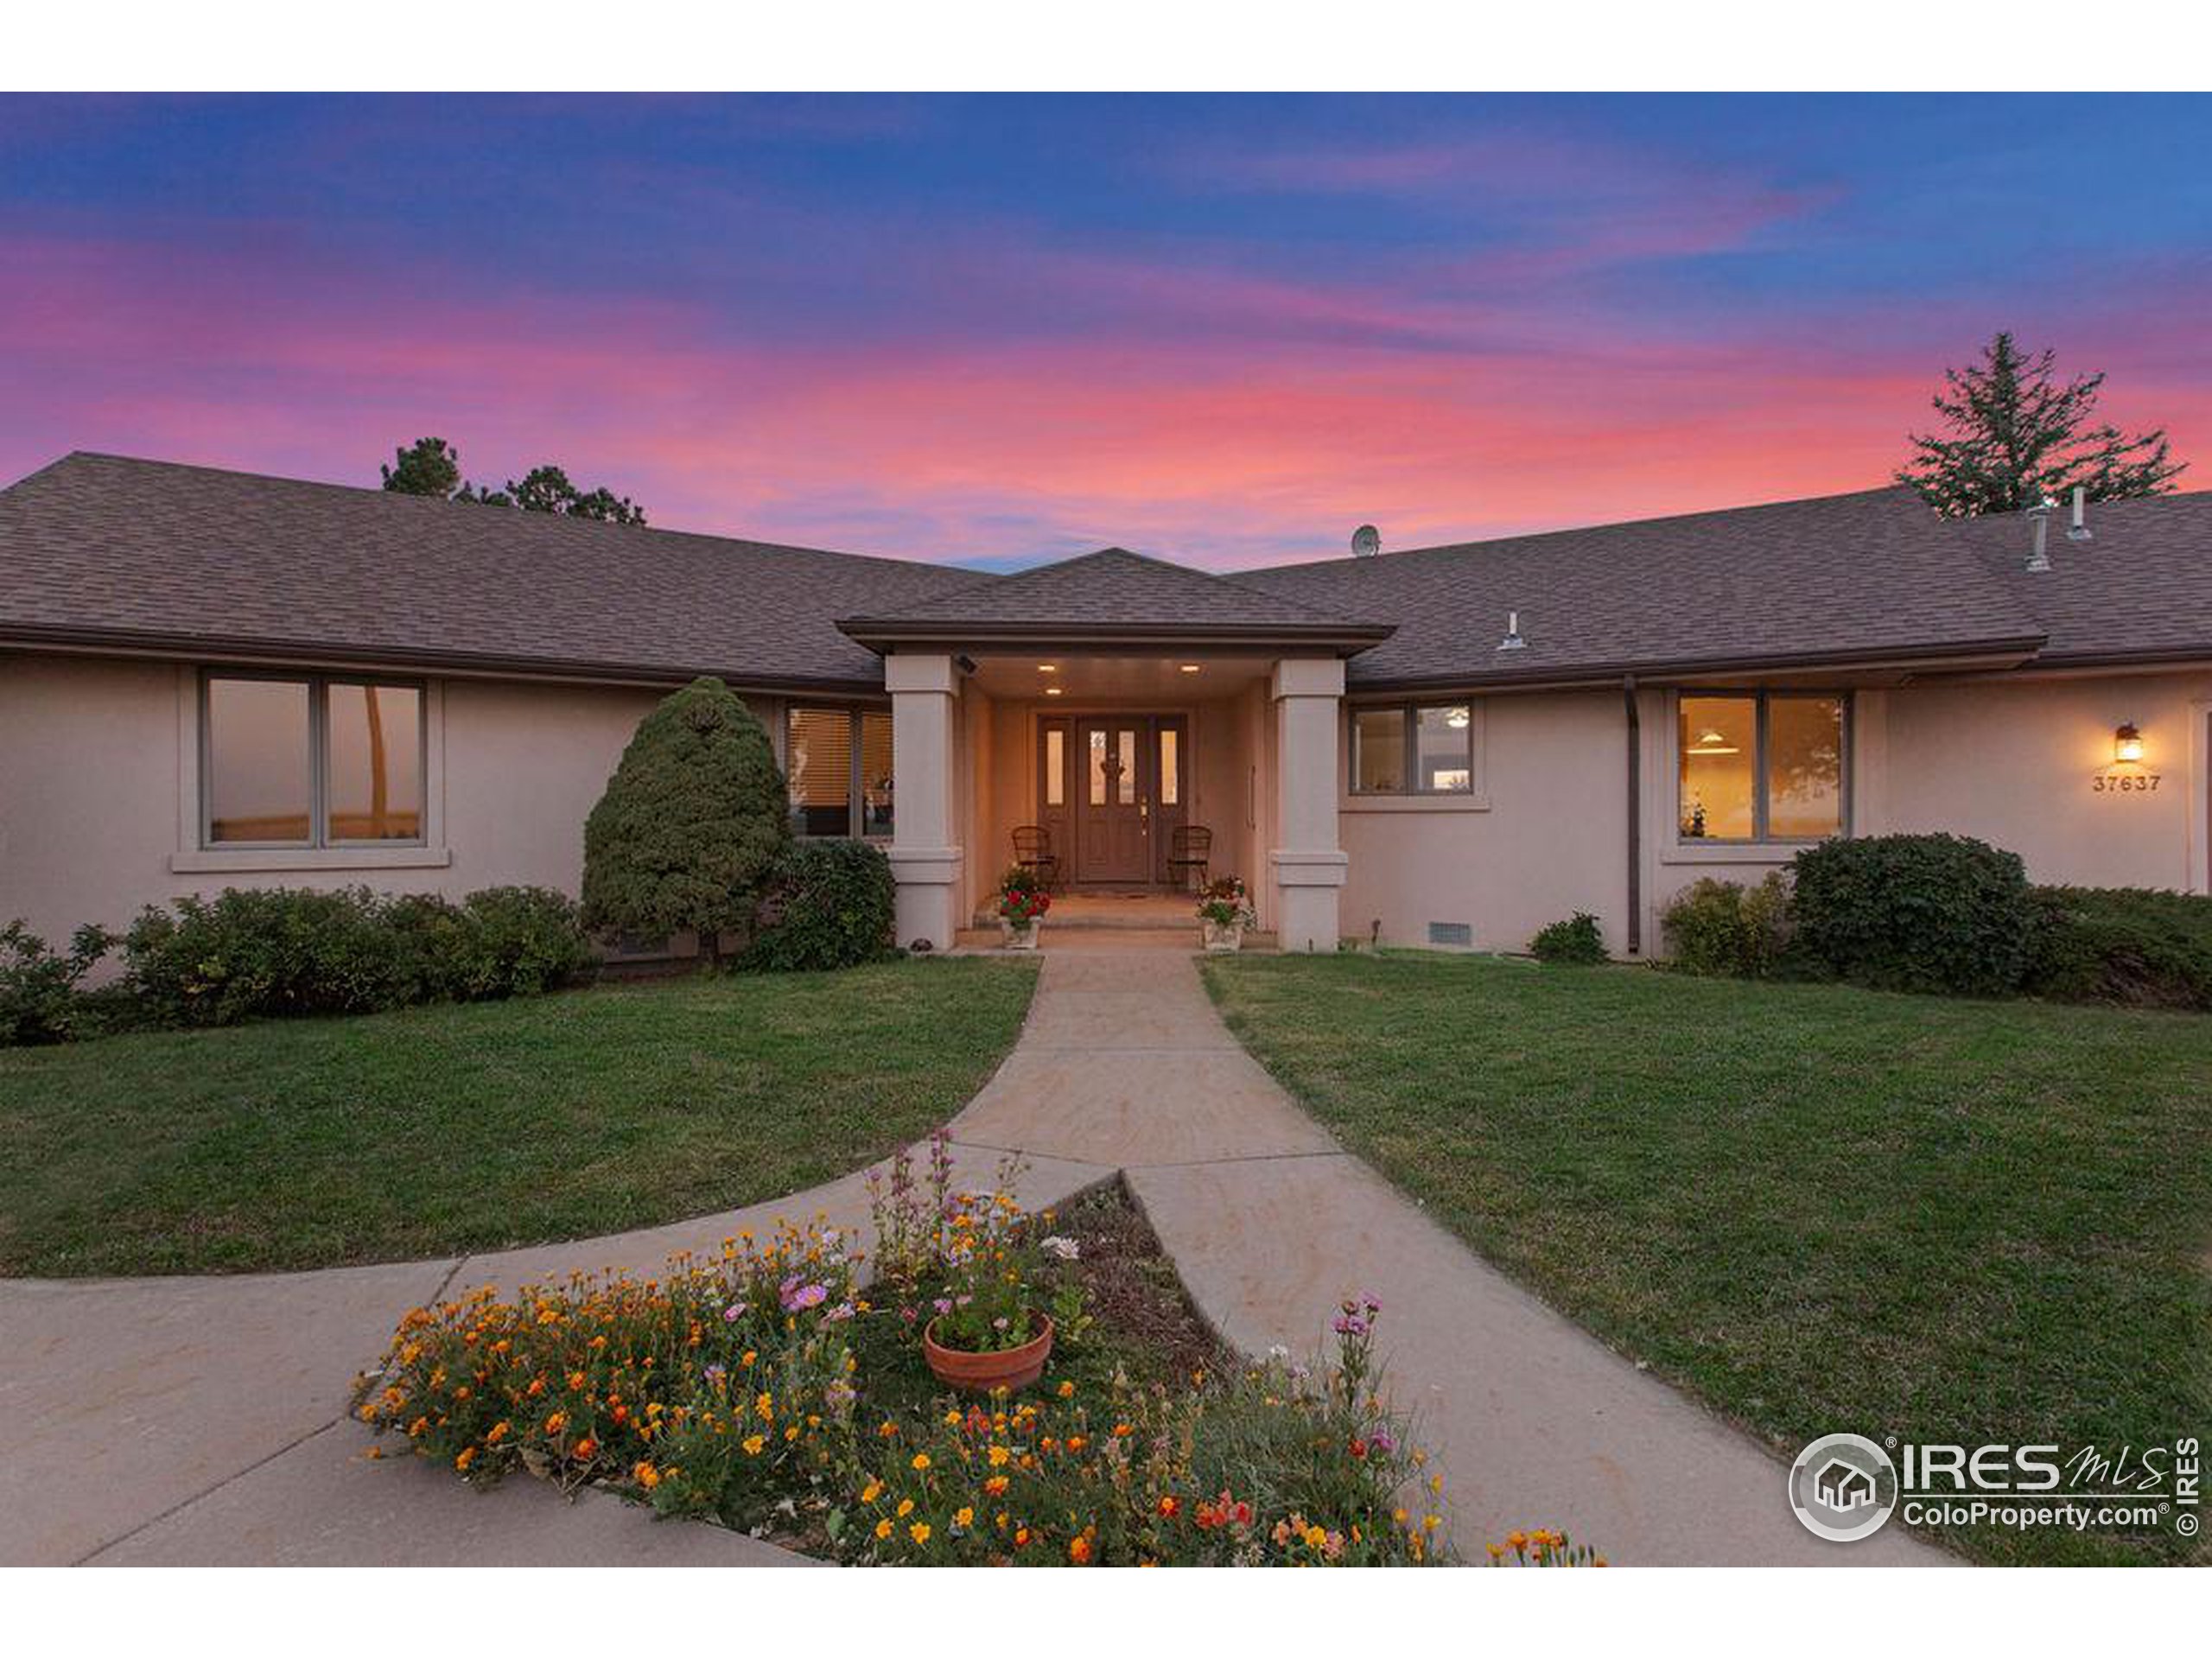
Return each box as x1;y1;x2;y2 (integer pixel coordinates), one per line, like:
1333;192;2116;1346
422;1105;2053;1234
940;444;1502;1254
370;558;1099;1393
1789;833;2036;997
1529;912;1608;964
2024;887;2212;1011
119;885;593;1030
1660;874;1794;979
743;840;898;972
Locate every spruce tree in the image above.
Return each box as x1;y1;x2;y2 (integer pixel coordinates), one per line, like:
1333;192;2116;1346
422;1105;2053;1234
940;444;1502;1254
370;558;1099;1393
582;678;791;966
1897;332;2184;517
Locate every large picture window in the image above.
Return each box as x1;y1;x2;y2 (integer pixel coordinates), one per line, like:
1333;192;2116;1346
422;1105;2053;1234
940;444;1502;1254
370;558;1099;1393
787;705;893;837
1678;691;1847;842
202;673;424;847
1350;702;1474;795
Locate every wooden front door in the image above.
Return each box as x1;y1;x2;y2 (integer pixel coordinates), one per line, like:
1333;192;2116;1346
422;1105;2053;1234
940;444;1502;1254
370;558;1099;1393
1053;715;1187;886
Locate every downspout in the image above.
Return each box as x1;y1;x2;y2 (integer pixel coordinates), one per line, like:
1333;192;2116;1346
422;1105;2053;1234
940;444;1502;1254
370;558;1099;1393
1623;675;1642;956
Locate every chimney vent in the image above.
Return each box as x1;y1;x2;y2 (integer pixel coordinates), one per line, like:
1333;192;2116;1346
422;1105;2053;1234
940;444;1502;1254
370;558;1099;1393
1497;609;1527;651
2025;497;2054;573
2067;485;2093;543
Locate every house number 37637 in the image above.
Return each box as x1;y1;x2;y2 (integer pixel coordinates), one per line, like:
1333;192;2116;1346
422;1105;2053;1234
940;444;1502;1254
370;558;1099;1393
2092;772;2162;792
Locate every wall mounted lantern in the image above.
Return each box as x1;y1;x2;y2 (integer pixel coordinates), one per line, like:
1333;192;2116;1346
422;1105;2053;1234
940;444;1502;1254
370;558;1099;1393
2113;723;2145;766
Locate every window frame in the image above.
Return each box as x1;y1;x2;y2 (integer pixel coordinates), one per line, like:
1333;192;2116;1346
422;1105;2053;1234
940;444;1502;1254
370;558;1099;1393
1675;689;1852;845
199;669;429;851
1348;700;1477;798
785;702;894;842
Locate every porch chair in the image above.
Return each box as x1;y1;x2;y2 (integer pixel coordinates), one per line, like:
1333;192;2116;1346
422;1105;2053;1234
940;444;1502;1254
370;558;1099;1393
1010;824;1062;892
1166;824;1212;893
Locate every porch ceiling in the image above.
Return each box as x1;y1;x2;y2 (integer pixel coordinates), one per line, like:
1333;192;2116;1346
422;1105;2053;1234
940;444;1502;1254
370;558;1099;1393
965;652;1274;700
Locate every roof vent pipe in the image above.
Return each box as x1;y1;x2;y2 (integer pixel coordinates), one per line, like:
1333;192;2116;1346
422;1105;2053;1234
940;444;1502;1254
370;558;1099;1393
2025;497;2055;573
2068;485;2093;543
1497;609;1526;651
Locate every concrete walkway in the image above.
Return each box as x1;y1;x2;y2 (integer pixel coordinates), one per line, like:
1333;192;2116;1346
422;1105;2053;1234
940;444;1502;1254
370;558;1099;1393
1;946;1944;1566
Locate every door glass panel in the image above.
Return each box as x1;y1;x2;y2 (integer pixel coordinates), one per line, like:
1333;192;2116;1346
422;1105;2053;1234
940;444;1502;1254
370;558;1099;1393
1160;728;1179;806
1045;728;1065;807
327;682;423;841
207;677;312;843
1116;729;1137;804
1087;728;1108;805
1678;696;1755;839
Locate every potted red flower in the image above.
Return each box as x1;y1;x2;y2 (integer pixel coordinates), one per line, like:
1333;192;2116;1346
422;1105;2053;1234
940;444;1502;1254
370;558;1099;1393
1195;874;1255;953
995;865;1051;950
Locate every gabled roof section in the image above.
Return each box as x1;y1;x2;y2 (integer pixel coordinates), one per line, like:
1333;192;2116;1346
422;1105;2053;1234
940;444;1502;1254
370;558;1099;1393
838;545;1393;653
0;452;995;690
1238;486;2053;689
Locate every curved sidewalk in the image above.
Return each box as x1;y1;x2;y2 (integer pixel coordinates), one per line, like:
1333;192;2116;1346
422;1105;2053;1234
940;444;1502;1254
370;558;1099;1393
0;947;1945;1567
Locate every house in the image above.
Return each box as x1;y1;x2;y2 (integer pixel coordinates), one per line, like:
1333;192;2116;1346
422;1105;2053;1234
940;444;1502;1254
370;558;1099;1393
3;451;2209;956
1815;1459;1878;1512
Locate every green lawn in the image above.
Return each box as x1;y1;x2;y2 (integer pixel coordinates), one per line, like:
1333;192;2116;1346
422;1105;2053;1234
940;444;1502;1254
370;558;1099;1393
1200;953;2212;1566
0;959;1037;1278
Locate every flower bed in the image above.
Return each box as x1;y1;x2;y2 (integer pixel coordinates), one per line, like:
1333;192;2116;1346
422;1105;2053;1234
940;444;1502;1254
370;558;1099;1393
353;1145;1554;1566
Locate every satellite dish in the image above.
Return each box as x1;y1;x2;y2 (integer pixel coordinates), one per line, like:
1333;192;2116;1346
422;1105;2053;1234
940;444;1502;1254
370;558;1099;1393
1351;524;1381;558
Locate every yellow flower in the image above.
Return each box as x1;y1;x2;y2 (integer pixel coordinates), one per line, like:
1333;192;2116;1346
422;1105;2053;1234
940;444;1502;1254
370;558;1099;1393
911;1452;931;1471
454;1446;477;1472
861;1481;883;1503
908;1522;931;1545
741;1433;766;1456
897;1498;915;1518
1057;1380;1076;1399
874;1517;893;1540
954;1506;974;1528
988;1445;1011;1467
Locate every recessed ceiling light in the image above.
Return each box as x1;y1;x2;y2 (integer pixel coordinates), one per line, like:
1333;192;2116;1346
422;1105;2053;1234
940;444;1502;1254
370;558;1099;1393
1044;686;1064;696
1038;664;1058;673
1178;664;1201;673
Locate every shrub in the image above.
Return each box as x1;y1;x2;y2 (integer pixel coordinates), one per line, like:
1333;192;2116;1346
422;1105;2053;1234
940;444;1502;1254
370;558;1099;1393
1660;874;1793;977
448;886;596;998
1;920;115;1045
1789;833;2035;996
744;841;897;972
1529;912;1607;964
119;885;593;1028
123;887;422;1027
582;677;790;967
2023;887;2212;1011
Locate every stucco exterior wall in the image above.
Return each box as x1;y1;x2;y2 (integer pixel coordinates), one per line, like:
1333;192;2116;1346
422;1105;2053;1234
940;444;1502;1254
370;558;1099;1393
0;652;781;947
1340;690;1631;954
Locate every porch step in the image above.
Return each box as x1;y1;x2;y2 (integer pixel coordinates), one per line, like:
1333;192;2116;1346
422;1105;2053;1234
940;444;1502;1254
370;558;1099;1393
950;926;1279;954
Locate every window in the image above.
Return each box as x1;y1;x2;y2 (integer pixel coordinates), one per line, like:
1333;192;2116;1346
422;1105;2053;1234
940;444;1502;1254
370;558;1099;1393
1678;692;1847;842
1350;702;1474;795
202;673;424;847
787;705;893;837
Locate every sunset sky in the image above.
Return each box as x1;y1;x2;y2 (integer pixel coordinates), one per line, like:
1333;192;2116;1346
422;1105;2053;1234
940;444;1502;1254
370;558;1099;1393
3;93;2207;569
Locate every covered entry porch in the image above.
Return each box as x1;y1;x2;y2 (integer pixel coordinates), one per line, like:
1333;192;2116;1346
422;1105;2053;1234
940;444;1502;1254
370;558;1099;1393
835;546;1393;954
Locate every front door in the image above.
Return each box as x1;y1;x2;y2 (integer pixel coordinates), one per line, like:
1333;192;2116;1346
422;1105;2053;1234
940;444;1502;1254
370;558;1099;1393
1075;717;1152;883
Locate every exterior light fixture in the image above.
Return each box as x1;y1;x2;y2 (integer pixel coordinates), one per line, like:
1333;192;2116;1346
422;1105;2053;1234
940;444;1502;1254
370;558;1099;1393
2113;722;2144;765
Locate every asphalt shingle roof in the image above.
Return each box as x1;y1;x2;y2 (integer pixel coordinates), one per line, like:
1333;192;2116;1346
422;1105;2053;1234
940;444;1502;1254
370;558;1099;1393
1238;486;2056;688
0;452;992;690
838;545;1385;643
5;454;2210;693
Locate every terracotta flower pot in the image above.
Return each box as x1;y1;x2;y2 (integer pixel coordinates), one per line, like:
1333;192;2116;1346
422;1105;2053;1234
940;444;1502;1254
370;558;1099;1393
923;1313;1054;1394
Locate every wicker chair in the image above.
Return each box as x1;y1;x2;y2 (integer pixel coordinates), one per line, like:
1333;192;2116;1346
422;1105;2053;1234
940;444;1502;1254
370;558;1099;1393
1011;825;1062;891
1166;825;1212;893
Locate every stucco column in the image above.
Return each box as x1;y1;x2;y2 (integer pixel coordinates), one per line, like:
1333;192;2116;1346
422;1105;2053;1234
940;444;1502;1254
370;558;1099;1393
1270;657;1347;952
886;652;963;951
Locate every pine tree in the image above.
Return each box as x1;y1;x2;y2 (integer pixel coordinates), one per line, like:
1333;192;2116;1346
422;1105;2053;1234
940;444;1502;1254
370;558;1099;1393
581;679;791;966
1897;332;2184;517
380;436;463;498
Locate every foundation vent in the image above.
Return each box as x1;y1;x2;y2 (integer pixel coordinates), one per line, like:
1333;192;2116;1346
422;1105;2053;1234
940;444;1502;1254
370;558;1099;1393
1427;921;1474;949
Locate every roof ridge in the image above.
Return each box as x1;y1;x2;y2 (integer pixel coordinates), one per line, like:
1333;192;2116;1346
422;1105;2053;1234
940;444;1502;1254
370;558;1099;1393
35;450;992;581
